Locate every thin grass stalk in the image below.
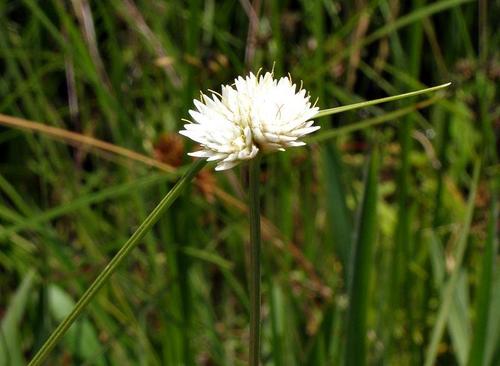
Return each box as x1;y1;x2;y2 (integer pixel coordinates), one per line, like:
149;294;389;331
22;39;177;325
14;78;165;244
314;82;450;119
28;159;207;366
345;147;379;366
249;156;262;366
467;189;497;365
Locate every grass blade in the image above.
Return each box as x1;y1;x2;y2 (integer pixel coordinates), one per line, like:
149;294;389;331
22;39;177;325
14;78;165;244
315;83;450;119
345;147;379;366
468;189;498;365
321;144;352;274
309;95;441;143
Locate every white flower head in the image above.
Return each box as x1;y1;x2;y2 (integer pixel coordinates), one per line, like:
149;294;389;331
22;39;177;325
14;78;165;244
179;71;320;171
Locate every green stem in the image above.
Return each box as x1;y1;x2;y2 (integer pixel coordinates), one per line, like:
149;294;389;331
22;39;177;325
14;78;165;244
28;159;206;366
308;95;441;144
249;157;262;366
314;82;450;119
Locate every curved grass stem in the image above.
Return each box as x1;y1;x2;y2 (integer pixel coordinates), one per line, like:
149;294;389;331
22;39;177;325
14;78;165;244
28;159;207;366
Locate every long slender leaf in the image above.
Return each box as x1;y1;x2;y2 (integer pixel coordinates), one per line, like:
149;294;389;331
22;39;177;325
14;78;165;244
315;83;450;119
468;190;498;365
345;147;379;366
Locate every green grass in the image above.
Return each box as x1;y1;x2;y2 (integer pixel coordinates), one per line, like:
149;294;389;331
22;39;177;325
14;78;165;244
0;0;498;365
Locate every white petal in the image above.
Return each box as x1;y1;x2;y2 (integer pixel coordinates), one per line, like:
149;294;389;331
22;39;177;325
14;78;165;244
215;160;239;171
286;141;306;147
188;150;213;158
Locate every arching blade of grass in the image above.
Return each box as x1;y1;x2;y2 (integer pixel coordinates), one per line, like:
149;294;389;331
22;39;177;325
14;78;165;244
315;83;450;119
468;190;498;366
345;147;379;366
424;160;481;366
309;95;441;143
28;159;206;366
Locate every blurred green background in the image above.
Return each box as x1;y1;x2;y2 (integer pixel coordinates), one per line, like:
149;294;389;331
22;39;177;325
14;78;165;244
0;0;498;365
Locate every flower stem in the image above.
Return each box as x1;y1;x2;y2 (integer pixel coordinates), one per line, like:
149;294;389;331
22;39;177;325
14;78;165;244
28;159;206;366
248;157;262;366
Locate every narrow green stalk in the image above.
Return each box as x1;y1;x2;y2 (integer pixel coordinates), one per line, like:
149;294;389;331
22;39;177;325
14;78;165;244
28;159;206;366
308;95;442;143
249;157;262;366
314;82;450;119
345;148;379;366
468;189;497;366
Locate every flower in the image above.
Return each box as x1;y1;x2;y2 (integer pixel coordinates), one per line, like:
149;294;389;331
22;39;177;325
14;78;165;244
179;71;320;171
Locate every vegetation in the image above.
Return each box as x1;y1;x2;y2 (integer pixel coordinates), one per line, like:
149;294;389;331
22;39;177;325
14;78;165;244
0;0;498;365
